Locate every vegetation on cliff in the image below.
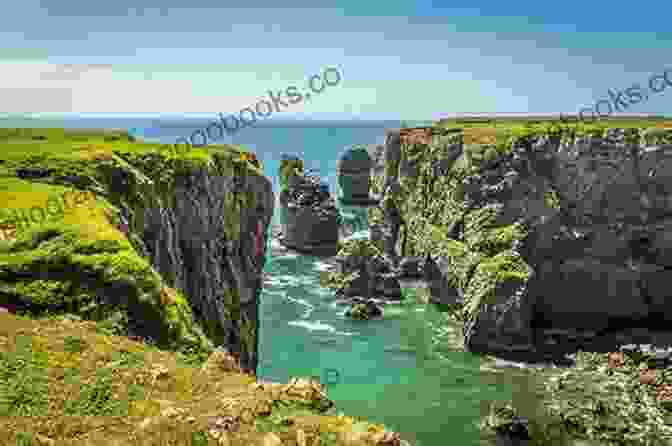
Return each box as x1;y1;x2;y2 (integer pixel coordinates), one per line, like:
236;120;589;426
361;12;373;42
368;118;672;445
0;128;408;445
0;128;265;358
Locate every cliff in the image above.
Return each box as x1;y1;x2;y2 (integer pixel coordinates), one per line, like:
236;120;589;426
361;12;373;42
0;128;412;446
369;123;672;361
0;128;273;372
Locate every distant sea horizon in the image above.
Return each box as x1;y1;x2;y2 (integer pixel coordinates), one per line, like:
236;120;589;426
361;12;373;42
1;112;668;129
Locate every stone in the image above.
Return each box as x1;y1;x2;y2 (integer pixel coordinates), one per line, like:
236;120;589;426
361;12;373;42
656;384;672;409
639;369;658;385
607;352;625;368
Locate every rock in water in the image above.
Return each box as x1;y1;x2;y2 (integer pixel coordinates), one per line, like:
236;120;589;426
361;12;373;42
338;145;373;204
278;155;340;255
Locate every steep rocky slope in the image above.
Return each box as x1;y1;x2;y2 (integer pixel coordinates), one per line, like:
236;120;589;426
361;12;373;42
0;129;273;372
369;123;672;361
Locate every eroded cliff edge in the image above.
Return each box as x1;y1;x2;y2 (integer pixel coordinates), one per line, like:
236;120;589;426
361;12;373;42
369;124;672;362
0;129;273;372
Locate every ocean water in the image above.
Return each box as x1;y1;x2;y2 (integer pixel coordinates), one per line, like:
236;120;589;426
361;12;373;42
1;118;545;446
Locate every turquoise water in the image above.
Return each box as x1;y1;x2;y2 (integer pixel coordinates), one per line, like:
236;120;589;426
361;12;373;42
1;119;541;445
259;204;523;446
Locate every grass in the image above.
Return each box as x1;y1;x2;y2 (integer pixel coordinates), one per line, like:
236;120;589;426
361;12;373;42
0;311;404;446
481;350;672;445
429;116;672;148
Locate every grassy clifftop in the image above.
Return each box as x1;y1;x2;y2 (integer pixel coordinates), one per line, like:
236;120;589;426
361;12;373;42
0;128;267;358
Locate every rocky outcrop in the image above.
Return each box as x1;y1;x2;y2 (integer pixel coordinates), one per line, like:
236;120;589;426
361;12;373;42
0;135;273;374
278;155;340;256
369;124;672;361
337;145;379;205
332;240;402;301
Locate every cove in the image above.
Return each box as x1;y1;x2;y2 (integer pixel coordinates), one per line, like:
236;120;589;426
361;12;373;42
257;202;550;446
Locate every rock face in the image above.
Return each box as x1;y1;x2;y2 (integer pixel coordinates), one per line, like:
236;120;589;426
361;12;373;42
111;154;274;373
369;125;672;361
331;239;403;302
278;154;340;255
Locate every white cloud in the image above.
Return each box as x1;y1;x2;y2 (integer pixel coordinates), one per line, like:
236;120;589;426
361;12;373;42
0;62;262;113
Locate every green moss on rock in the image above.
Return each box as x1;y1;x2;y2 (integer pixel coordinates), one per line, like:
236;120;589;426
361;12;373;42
0;130;269;362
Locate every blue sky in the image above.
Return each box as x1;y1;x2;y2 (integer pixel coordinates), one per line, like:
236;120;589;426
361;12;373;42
0;0;670;119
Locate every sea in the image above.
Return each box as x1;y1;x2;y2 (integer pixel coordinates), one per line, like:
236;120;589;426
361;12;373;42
1;116;550;446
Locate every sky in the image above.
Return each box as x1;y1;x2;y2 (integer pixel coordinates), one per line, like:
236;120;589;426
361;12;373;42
0;0;670;120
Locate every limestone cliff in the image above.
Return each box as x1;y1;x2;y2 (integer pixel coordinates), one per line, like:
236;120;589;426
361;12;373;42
369;123;672;361
0;129;273;372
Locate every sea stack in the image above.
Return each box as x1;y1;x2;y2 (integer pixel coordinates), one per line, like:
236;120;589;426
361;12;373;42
278;154;340;256
337;145;377;205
